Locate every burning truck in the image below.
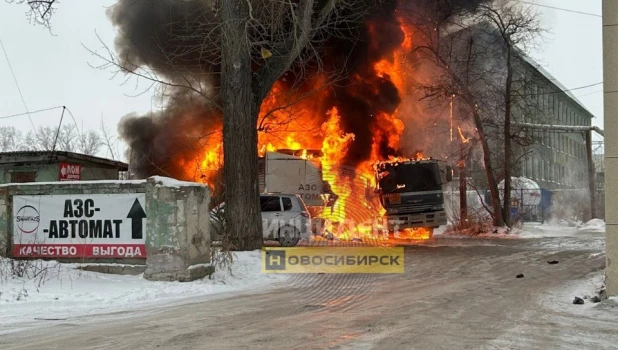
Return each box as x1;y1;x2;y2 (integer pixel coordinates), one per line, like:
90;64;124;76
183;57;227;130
259;148;453;240
374;157;452;236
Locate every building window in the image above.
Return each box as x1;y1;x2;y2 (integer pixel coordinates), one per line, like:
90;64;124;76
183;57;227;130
529;157;534;178
11;172;36;183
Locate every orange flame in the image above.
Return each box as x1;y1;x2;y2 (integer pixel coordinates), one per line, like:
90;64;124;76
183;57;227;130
458;126;471;143
189;19;431;242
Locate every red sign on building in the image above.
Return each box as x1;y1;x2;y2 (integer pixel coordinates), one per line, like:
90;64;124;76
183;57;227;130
59;163;81;181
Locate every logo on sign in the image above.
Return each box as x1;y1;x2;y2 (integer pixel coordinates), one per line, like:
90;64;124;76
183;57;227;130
15;205;40;233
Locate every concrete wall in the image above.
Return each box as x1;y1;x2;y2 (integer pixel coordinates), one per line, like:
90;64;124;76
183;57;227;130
0;176;212;282
604;0;618;296
143;177;212;282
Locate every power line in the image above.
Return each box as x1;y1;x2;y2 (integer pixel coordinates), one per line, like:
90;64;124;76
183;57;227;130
515;1;602;18
63;106;82;133
0;105;64;120
526;82;603;96
576;89;604;98
0;35;37;132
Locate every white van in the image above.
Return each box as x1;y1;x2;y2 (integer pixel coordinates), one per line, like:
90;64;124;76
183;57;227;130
210;193;312;247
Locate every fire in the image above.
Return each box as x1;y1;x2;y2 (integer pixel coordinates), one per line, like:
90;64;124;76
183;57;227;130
188;16;433;242
458;126;471;143
396;228;432;240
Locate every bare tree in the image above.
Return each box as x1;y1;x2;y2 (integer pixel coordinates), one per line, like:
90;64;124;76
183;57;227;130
401;1;506;226
22;124;103;155
8;0;58;29
0;126;26;151
80;0;379;250
99;119;122;161
476;2;542;226
400;0;542;227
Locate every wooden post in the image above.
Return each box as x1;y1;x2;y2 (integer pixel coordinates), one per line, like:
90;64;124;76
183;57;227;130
586;130;597;219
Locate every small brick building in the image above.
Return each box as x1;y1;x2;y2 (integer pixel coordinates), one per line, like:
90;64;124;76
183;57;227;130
0;151;128;184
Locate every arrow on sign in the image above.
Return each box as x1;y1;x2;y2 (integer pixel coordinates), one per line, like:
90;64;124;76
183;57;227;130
127;198;147;239
60;165;66;176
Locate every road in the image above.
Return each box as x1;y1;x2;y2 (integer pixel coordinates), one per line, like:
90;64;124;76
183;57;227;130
1;233;616;350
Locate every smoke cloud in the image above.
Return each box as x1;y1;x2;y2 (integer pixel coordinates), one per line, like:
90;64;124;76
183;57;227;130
110;0;492;178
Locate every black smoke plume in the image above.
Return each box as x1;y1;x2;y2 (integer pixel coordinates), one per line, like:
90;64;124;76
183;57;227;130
110;0;491;179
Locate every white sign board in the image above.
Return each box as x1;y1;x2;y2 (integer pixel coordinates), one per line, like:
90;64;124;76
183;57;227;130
13;194;147;259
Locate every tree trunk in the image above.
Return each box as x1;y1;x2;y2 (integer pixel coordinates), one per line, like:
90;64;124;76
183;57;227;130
586;130;597;220
471;110;504;226
502;46;513;227
220;0;263;250
459;141;468;229
437;56;504;227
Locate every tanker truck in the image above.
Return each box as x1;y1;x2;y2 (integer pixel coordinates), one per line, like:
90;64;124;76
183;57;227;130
374;158;452;235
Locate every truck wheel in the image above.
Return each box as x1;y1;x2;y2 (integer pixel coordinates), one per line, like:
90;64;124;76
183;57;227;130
279;225;300;247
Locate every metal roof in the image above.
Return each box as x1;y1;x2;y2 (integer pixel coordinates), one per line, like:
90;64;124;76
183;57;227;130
445;21;596;118
0;151;128;170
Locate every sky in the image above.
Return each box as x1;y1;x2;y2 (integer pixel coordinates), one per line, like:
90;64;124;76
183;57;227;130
0;0;605;161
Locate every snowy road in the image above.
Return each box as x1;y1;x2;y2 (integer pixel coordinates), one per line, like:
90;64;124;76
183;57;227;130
1;231;616;349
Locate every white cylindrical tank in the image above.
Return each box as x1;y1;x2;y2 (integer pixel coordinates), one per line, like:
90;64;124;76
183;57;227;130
498;177;542;207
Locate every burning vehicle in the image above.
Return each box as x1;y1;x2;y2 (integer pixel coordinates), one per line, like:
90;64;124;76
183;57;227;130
114;0;465;242
374;156;453;236
258;150;339;208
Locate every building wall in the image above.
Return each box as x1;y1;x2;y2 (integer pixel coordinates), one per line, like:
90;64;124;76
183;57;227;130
80;166;120;181
513;60;593;191
0;164;59;184
0;163;120;185
0;177;212;282
603;0;618;296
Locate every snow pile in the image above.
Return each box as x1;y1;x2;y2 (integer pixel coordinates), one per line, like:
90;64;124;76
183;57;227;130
1;179;147;186
0;251;287;332
149;176;206;188
577;219;606;233
519;222;580;238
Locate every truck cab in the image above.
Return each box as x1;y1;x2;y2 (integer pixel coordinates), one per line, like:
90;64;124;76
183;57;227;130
374;158;452;233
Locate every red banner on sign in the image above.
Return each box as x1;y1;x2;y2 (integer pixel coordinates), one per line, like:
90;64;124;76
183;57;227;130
59;163;81;181
13;244;147;258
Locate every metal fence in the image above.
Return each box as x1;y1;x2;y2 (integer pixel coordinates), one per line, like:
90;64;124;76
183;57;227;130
444;187;604;224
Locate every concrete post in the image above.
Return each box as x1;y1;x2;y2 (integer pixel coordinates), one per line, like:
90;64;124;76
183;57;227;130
603;0;618;295
0;187;9;257
143;177;213;282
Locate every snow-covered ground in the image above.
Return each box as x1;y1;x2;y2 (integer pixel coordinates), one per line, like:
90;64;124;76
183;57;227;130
0;219;609;337
0;251;288;334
